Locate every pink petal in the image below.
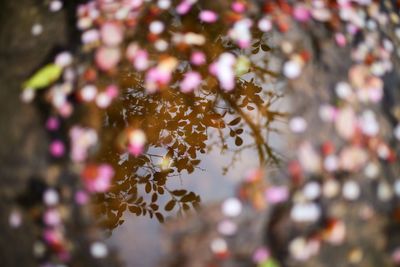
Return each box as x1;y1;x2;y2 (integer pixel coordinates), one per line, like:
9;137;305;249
100;22;123;46
128;129;146;156
176;0;192;15
180;71;202;93
105;84;119;98
214;53;236;91
134;50;149;71
191;51;206;65
199;10;218;23
50;140;65;157
95;46;121;71
46;117;60;131
128;143;145;157
75;190;89;205
335;32;346;47
265;186;289;204
232;2;246;13
293;6;311;22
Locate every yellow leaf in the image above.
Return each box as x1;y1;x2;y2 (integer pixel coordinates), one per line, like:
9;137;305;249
23;64;62;90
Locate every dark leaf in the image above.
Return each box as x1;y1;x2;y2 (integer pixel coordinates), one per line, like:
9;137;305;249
172;190;187;196
165;199;176;211
181;192;196;202
157;187;165;194
135;196;143;204
187;164;194;174
261;44;271;51
155;212;164;223
235;129;244;134
151;193;158;203
191;159;200;166
154;172;168;182
128;205;141;215
145;182;151;193
228;117;241;126
150;204;159;211
235;136;243;146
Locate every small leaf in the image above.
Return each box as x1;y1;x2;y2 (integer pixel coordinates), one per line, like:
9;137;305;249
165;199;176;211
192;201;201;210
191;159;200;166
135;197;143;204
157;187;165;194
228;117;241;126
258;258;280;267
235;136;243;146
23;64;63;90
181;192;196;202
155;212;164;223
187;164;194;174
235;129;244;134
128;205;141;215
261;44;271;52
150;204;159;211
172;190;187;196
151;193;158;203
145;182;151;193
128;205;139;213
247;105;255;110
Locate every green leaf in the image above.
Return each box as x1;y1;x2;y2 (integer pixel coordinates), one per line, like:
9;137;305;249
258;258;280;267
235;56;250;76
23;64;63;90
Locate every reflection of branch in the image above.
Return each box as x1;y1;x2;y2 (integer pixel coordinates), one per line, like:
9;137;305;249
194;166;206;172
220;91;271;164
147;153;163;158
224;143;257;172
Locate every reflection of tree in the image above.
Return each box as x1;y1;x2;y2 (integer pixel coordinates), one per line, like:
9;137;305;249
82;1;287;230
90;72;285;230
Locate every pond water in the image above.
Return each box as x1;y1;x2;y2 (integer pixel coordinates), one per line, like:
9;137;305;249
16;1;293;265
64;3;292;266
96;73;289;266
104;95;288;267
12;1;400;267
